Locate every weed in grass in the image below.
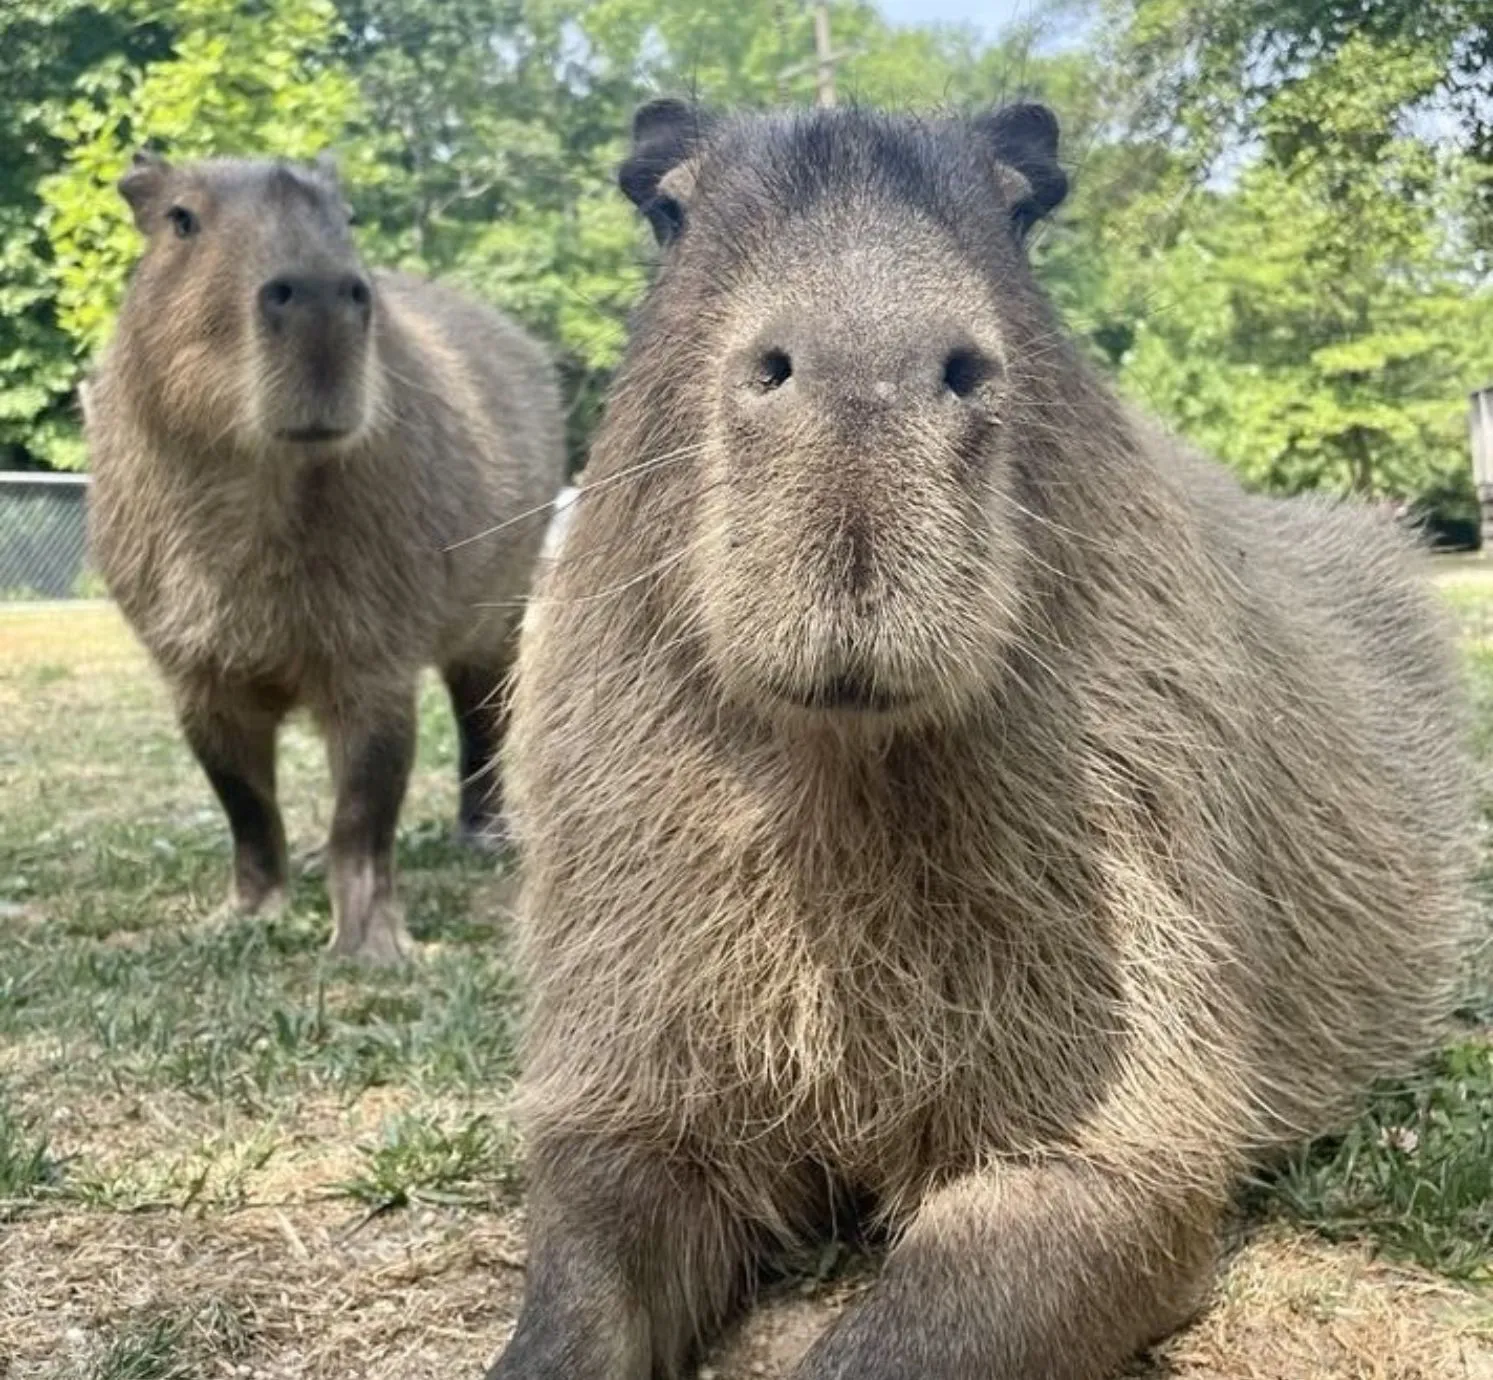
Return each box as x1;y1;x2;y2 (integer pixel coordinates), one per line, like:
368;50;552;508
0;1095;60;1206
1265;1037;1493;1280
66;1298;252;1380
65;1122;282;1213
337;1109;520;1209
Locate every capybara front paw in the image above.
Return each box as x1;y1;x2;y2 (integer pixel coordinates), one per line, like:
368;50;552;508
327;898;416;965
209;882;288;927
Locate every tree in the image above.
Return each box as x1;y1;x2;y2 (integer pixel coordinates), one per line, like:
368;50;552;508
0;0;170;468
1080;34;1493;501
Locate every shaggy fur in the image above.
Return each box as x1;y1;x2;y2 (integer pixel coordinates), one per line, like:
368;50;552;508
86;152;564;963
490;101;1474;1380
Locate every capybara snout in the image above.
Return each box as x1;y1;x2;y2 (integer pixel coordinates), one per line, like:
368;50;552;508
712;271;1014;720
255;267;377;443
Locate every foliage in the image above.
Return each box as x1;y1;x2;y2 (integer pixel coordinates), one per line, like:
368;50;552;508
0;0;170;469
1074;10;1493;498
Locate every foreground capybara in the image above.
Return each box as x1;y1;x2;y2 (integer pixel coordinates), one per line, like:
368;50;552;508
85;151;564;963
486;100;1475;1380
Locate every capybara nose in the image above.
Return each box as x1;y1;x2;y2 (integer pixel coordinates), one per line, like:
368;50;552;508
734;321;996;407
258;272;373;333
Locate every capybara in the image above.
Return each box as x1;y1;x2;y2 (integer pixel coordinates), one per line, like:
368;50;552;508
85;151;565;963
485;100;1477;1379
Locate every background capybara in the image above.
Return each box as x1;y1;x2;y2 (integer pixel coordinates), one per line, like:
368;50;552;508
489;101;1474;1379
85;151;565;964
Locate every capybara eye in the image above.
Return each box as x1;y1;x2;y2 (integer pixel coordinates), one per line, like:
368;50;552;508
942;347;994;399
167;205;199;239
647;195;685;242
753;349;793;393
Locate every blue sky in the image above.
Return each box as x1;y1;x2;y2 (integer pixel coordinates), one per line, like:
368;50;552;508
876;0;1044;40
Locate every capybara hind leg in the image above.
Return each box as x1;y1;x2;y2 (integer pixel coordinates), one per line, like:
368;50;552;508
178;688;289;917
322;689;417;964
486;1139;758;1380
794;1160;1217;1380
443;660;509;849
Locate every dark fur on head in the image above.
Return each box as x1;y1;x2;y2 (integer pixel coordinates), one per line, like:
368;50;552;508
491;102;1474;1380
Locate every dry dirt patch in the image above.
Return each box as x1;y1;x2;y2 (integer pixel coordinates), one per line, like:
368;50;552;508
4;1213;1490;1380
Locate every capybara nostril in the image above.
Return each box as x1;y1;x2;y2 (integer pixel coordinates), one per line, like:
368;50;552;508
260;277;296;314
341;274;373;314
942;346;996;399
752;349;793;393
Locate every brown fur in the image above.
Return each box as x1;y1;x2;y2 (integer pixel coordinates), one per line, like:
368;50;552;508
489;103;1475;1379
85;152;564;962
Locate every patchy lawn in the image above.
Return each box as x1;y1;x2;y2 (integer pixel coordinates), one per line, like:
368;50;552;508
0;585;1490;1380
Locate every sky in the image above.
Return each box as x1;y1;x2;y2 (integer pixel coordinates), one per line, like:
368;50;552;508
876;0;1049;41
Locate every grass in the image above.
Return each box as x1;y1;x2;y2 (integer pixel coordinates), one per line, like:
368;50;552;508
338;1110;521;1211
66;1299;253;1380
0;1095;59;1206
0;575;1491;1378
1266;1039;1493;1281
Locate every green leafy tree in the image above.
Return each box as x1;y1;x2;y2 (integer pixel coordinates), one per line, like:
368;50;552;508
0;0;170;468
1082;35;1493;501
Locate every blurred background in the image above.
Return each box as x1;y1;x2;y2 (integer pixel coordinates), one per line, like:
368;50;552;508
1;0;1492;598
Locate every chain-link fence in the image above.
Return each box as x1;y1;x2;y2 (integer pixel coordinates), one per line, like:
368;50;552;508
0;472;96;600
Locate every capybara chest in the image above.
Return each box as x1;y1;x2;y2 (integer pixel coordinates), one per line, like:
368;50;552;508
708;876;1124;1189
114;467;449;686
527;739;1131;1207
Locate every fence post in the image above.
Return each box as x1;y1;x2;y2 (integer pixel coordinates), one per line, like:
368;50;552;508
1472;385;1493;552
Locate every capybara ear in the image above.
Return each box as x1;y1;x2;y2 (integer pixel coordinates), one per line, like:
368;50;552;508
313;150;341;187
619;97;715;245
118;148;172;231
311;151;357;222
973;102;1068;237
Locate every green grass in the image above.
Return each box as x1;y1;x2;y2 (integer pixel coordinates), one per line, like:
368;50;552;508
69;1299;253;1380
1266;1038;1493;1281
338;1109;521;1210
0;1094;59;1205
0;604;523;1258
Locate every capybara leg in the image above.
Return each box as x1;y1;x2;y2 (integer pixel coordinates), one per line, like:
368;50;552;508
486;1138;758;1380
443;660;509;849
323;690;417;964
179;690;288;916
793;1160;1217;1380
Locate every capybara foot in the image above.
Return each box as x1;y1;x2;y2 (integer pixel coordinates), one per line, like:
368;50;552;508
327;898;416;966
208;882;288;927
